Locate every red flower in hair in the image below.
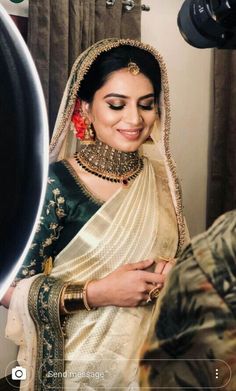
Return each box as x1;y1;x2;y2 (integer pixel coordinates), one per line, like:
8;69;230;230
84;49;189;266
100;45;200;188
71;99;87;140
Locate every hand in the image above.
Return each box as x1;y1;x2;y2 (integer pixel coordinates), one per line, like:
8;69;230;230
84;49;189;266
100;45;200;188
153;258;176;290
0;286;15;309
87;259;166;308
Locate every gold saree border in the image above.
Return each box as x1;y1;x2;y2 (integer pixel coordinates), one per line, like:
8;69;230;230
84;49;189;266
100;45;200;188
28;275;65;391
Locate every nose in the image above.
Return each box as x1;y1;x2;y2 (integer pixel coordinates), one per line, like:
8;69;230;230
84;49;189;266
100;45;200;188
124;104;142;126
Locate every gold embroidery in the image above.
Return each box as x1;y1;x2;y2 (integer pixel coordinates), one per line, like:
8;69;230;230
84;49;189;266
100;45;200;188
28;276;65;390
19;179;66;278
43;257;53;275
46;185;66;218
20;260;37;277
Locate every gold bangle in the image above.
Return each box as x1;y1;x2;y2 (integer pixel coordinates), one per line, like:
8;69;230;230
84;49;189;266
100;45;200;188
60;281;96;314
65;284;86;313
82;280;95;311
60;283;71;314
60;283;84;314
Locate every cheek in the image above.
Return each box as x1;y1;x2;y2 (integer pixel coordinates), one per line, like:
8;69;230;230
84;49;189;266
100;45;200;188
145;113;157;127
93;109;121;127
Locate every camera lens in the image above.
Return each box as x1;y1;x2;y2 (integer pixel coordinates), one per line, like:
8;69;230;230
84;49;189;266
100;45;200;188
177;0;227;48
212;0;236;29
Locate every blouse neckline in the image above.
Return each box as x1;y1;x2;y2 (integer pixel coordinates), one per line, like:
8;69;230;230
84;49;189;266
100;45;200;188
61;159;104;206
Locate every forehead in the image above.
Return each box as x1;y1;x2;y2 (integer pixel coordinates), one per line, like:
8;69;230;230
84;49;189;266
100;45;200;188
95;68;154;98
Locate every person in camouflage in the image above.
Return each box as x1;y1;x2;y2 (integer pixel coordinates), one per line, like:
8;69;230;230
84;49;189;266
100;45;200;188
141;210;236;391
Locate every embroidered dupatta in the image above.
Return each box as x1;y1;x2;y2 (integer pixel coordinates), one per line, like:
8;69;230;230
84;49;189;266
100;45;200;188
6;38;188;390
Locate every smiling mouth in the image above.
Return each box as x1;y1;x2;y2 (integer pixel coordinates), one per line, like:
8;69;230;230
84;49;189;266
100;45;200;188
117;128;143;139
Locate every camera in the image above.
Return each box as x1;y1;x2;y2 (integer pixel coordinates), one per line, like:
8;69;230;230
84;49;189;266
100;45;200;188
11;366;27;380
178;0;236;48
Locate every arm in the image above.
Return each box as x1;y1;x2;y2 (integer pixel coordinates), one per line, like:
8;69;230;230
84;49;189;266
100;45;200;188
16;174;66;280
1;167;66;309
58;258;168;314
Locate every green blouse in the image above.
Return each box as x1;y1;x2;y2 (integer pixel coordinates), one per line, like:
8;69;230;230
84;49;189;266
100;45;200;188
17;160;103;279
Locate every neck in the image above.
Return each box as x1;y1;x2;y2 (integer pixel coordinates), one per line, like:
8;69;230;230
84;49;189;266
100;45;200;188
75;139;143;185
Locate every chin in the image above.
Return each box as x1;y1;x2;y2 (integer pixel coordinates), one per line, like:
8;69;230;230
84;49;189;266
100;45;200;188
114;135;145;153
114;141;141;153
98;135;143;153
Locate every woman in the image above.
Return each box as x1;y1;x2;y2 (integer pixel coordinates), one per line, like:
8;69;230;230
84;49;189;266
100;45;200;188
4;38;188;390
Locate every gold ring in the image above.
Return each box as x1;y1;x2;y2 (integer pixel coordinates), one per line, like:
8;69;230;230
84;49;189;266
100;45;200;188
146;287;160;303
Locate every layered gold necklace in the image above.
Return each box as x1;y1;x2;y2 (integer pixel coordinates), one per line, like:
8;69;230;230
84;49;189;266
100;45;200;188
74;139;144;185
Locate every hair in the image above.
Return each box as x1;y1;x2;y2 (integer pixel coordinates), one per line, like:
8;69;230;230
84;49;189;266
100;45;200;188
78;45;161;104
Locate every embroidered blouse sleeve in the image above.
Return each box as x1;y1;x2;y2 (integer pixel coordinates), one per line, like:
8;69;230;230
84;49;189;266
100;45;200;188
16;168;67;279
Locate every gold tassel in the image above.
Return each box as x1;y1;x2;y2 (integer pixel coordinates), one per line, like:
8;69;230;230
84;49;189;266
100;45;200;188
43;256;53;275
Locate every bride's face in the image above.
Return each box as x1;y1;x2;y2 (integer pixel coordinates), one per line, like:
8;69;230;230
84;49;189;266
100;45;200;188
82;68;158;152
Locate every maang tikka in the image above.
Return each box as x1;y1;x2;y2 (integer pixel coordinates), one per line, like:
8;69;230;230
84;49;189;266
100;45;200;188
127;61;140;76
71;99;95;144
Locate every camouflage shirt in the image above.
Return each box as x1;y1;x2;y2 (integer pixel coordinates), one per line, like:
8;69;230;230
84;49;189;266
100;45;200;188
141;210;236;391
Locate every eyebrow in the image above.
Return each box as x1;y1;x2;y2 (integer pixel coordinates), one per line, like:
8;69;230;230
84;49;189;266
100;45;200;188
103;93;155;100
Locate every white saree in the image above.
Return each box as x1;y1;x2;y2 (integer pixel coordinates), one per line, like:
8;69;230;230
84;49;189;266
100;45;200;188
51;158;178;389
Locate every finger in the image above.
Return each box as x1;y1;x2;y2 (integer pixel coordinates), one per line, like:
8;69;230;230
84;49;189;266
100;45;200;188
146;282;164;291
145;282;157;292
140;271;166;284
162;262;175;275
129;259;154;271
154;261;167;274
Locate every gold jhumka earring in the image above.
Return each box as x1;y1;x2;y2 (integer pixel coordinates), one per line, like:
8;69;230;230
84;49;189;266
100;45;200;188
82;118;96;145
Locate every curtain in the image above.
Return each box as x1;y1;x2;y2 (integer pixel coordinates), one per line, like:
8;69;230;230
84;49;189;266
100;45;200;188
27;0;141;134
207;50;236;227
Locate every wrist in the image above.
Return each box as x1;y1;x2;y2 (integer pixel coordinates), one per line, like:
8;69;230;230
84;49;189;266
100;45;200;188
86;279;110;308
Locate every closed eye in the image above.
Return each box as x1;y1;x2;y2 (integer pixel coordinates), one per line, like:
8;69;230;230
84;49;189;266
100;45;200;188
139;104;154;111
108;103;125;110
107;102;155;111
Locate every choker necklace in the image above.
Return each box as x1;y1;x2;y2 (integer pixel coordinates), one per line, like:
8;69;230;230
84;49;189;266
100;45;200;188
74;139;144;185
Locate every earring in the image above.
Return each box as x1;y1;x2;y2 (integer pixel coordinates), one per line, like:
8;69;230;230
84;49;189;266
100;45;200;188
82;119;96;145
71;99;95;144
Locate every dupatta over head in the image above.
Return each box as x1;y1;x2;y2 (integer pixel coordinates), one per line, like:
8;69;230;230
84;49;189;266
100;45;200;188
49;38;186;252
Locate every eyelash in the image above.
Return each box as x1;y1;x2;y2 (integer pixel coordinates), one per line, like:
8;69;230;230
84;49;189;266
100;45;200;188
108;104;154;111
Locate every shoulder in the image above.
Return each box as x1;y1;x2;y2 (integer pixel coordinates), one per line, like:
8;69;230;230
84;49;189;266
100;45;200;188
47;159;76;191
48;160;66;180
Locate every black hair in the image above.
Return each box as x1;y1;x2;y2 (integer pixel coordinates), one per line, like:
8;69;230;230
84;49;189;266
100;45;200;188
78;45;161;104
